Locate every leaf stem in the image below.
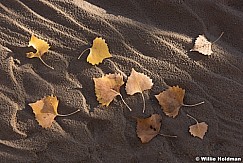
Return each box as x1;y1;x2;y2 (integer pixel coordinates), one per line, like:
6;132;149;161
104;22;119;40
159;133;177;138
58;109;80;117
182;101;204;107
212;32;224;44
39;57;54;69
105;59;128;79
78;48;90;59
118;94;132;111
140;92;146;113
187;114;198;124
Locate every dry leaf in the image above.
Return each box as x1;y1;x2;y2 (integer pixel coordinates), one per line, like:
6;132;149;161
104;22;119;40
136;114;162;143
94;73;124;107
187;114;208;139
29;95;59;128
155;86;185;118
78;37;112;65
155;86;204;118
189;122;208;139
190;35;213;55
26;34;54;69
126;68;153;112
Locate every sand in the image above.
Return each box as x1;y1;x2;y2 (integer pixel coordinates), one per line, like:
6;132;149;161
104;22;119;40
0;0;243;162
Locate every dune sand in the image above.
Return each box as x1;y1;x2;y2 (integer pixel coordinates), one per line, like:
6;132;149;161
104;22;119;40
0;0;243;162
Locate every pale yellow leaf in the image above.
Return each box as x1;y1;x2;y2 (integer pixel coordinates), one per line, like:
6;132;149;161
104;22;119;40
190;35;212;55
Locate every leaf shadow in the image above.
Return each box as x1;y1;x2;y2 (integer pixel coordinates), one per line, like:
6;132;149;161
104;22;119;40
6;44;36;65
187;51;208;61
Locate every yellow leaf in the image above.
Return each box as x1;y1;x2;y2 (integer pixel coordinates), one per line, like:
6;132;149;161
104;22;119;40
26;34;54;69
126;68;153;113
78;37;112;65
29;95;80;128
29;95;59;128
94;73;124;106
136;114;162;143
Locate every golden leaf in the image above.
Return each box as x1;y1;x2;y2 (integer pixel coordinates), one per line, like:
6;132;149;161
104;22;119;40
29;95;80;128
78;37;112;65
125;68;153;112
189;122;208;139
136;114;162;143
155;86;185;118
29;95;59;128
94;73;124;107
26;34;54;69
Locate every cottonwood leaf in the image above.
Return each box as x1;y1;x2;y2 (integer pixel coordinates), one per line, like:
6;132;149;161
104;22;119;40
136;114;162;143
29;95;59;128
190;35;213;55
94;73;124;106
78;37;112;65
26;34;54;69
126;68;153;112
155;86;185;118
189;122;208;139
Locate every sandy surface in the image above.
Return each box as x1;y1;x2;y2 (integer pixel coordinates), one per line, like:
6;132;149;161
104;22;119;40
0;0;243;162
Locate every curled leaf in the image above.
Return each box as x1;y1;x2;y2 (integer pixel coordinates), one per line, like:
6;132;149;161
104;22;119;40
78;37;112;65
126;68;153;113
136;114;162;143
26;34;54;69
155;86;204;118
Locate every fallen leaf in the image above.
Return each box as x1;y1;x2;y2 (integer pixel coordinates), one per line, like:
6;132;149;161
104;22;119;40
29;95;80;128
126;68;153;112
190;35;213;55
94;73;124;107
155;86;185;118
78;37;112;65
136;114;162;143
187;114;208;139
26;34;54;69
189;122;208;139
29;95;59;128
155;86;204;118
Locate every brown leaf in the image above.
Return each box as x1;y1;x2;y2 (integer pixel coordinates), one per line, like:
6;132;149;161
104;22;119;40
94;73;124;106
155;86;185;118
189;122;208;139
29;95;58;128
136;114;162;143
190;35;213;55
